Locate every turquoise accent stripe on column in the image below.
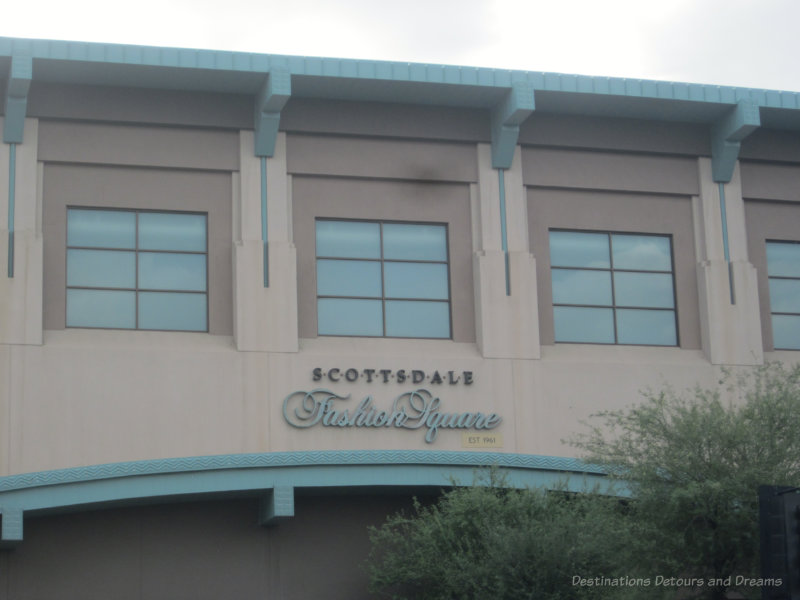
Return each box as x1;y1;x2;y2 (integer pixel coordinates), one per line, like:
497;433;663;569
498;169;510;296
7;143;15;278
261;156;269;287
718;183;735;303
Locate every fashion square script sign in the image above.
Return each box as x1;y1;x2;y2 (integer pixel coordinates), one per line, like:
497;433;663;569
282;368;502;443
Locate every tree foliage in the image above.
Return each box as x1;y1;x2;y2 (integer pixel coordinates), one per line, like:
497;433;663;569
572;362;800;599
366;363;800;600
366;475;632;600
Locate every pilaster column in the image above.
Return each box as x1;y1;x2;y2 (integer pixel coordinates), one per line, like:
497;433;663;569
233;131;298;352
693;157;762;365
0;117;42;345
472;143;539;359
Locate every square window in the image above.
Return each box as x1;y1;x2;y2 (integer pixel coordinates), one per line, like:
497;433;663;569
766;241;800;350
549;230;677;346
315;219;451;338
66;208;208;331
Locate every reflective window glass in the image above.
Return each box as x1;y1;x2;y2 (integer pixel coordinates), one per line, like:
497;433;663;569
549;230;677;346
317;259;382;297
768;279;800;314
139;212;206;252
316;221;380;259
766;242;800;278
318;298;383;336
553;307;614;344
772;315;800;351
67;209;135;249
614;272;674;309
383;224;447;261
138;253;207;292
616;309;677;346
67;289;136;329
767;241;800;350
385;301;450;338
551;269;612;306
67;249;136;289
549;231;610;268
138;292;207;331
315;220;450;338
384;262;448;300
66;209;208;331
612;235;672;271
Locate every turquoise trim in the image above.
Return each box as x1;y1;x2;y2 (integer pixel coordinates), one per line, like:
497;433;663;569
7;143;15;278
0;507;22;547
0;37;797;110
2;49;32;144
259;486;295;526
490;81;534;169
254;68;291;157
0;451;604;493
718;183;735;303
260;156;269;287
498;169;510;296
711;99;761;183
0;451;611;545
0;37;800;119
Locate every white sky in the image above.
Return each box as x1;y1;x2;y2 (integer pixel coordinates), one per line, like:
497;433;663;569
2;0;798;93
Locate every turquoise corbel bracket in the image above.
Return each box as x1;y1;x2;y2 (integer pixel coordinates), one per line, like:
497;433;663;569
711;99;760;183
254;67;291;157
3;48;32;144
258;485;295;526
490;81;535;169
0;506;23;549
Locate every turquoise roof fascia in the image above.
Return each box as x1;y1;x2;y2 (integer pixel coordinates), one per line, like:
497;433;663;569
0;451;615;546
2;48;32;144
711;99;761;182
0;36;798;112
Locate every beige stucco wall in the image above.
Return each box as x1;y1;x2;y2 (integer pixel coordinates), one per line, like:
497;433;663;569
0;104;798;478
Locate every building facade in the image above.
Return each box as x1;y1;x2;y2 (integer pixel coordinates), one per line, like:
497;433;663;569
0;36;799;598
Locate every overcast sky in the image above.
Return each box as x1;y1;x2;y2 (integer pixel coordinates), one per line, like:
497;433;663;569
2;0;798;93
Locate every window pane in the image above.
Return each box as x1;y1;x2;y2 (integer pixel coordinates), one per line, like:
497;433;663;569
612;235;672;271
316;221;380;259
385;301;450;338
616;309;677;346
553;306;614;343
318;298;383;336
67;209;135;249
549;231;609;268
67;289;136;329
773;315;800;350
138;292;207;331
384;262;448;300
316;259;382;297
139;213;206;251
614;272;675;308
551;269;612;306
767;242;800;278
769;279;800;313
383;224;447;261
67;249;135;289
138;253;207;291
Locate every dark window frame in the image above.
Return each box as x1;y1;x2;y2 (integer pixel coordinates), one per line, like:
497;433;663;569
549;228;680;347
766;239;800;351
65;206;210;332
314;217;453;339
